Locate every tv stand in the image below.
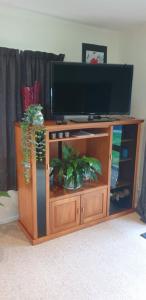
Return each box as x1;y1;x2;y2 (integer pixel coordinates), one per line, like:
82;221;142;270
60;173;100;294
15;118;143;244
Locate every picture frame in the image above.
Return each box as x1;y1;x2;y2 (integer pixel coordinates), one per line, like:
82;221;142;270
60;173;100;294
82;43;107;64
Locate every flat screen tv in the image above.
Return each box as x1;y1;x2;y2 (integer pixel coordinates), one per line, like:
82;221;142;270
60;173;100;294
50;62;133;117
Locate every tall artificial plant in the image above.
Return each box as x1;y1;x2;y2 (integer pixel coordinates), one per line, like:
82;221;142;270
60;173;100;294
21;105;45;183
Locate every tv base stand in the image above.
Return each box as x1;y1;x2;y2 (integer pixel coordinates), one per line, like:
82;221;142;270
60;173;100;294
70;117;118;123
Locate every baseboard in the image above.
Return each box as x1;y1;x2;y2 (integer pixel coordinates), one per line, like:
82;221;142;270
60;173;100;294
0;215;18;225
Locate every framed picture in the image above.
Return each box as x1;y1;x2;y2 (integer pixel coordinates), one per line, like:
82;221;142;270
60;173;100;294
82;43;107;64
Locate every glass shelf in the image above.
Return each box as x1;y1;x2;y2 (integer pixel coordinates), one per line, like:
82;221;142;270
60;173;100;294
110;124;137;215
111;180;131;191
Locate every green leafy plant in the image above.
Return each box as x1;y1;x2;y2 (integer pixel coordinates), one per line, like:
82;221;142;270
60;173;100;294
50;145;102;190
81;156;102;181
21;105;45;184
22;104;44;125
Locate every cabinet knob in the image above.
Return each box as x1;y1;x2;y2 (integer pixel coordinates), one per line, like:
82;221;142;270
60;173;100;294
81;207;85;214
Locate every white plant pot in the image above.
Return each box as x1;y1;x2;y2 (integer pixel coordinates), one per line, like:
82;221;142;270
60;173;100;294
32;111;44;126
63;176;82;190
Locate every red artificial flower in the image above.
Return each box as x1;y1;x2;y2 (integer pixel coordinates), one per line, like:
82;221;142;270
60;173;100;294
90;58;99;64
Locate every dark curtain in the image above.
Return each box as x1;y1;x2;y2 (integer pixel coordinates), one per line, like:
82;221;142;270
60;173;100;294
20;50;65;118
0;48;65;191
0;47;22;191
137;146;146;222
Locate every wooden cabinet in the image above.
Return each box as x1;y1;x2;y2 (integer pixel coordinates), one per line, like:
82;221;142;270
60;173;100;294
50;196;80;233
50;188;107;233
81;188;107;224
15;118;143;244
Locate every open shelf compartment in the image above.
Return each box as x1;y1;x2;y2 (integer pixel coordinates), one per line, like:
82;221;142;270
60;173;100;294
110;124;138;215
49;127;109;142
49;132;111;201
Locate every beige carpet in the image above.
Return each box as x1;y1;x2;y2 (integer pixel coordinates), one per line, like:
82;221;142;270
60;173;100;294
0;213;146;300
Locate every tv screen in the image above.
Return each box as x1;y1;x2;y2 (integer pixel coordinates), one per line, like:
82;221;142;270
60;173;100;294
50;62;133;116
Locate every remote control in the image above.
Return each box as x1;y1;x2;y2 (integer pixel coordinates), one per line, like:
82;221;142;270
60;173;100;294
56;120;68;125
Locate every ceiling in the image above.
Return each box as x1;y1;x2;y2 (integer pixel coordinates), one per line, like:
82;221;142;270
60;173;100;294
1;0;146;29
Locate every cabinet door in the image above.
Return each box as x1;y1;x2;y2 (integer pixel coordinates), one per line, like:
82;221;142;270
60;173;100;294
81;188;107;224
110;124;138;215
50;196;80;233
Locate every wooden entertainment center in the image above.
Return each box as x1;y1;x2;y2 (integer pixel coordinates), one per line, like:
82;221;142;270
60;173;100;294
15;118;143;244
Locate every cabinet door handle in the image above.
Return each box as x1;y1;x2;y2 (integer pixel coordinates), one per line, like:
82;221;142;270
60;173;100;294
81;207;85;214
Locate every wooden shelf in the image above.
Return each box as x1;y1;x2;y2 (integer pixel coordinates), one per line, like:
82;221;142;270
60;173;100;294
50;180;107;201
113;139;133;146
119;158;132;162
121;138;134;143
49;133;109;143
111;181;131;191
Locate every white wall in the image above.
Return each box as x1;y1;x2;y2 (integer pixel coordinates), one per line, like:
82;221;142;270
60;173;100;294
0;5;122;63
120;25;146;119
120;25;146;193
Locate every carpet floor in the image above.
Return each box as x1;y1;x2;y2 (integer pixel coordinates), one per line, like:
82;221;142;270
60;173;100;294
0;212;146;300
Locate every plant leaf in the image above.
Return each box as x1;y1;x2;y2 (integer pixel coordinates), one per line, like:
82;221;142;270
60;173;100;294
66;166;74;179
0;191;10;197
58;168;64;185
82;156;102;174
50;158;62;169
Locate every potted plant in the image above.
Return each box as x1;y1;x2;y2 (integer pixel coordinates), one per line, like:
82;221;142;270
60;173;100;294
21;104;45;183
50;145;101;190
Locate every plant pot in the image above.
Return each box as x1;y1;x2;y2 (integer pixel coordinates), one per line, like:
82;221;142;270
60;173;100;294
83;169;98;182
83;171;91;181
32;111;44;126
63;176;82;190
